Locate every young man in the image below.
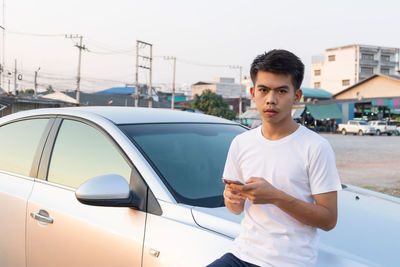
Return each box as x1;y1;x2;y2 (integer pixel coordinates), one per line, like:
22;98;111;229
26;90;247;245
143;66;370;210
208;50;341;267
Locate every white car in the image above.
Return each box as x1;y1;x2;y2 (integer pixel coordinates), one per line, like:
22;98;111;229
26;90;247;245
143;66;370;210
369;120;396;136
0;107;399;267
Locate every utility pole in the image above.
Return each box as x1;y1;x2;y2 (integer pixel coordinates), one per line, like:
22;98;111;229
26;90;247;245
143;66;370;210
135;41;139;107
65;34;88;104
164;56;176;109
149;44;152;108
134;40;153;108
230;65;243;120
13;58;16;94
34;67;40;97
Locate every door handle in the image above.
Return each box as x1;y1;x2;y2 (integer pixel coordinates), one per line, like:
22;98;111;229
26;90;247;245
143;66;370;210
149;248;160;258
30;209;54;224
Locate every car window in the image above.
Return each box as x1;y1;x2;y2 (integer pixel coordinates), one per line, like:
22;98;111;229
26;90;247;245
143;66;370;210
119;123;246;207
47;119;131;188
358;121;368;125
378;122;386;125
0;119;49;176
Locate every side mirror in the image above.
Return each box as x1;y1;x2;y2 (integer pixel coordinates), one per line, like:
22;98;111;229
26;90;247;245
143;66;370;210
75;174;138;207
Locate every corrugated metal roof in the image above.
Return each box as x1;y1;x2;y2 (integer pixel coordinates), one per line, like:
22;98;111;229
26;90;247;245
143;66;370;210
301;88;332;99
306;104;343;120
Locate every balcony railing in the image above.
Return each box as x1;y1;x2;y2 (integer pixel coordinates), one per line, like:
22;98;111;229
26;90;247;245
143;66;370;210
359;58;379;65
360;46;379;53
380;61;397;67
359;72;373;79
381;49;397;54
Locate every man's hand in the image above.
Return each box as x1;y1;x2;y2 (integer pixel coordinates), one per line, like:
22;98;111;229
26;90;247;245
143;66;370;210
230;177;281;204
230;177;338;231
223;184;246;215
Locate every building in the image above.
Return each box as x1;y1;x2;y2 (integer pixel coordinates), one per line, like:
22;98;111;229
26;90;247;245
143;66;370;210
311;44;400;94
190;77;244;99
0;94;75;118
332;74;400;122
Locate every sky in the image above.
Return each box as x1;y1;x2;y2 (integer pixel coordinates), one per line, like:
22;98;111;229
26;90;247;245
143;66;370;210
2;0;400;93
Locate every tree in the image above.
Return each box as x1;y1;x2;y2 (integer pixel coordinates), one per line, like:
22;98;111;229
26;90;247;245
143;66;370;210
46;85;55;94
190;90;236;120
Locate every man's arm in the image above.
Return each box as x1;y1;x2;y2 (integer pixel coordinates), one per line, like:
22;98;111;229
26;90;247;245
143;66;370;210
223;184;245;215
230;177;338;231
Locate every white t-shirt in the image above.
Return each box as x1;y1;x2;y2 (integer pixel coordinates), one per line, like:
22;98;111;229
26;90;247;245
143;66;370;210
223;125;342;267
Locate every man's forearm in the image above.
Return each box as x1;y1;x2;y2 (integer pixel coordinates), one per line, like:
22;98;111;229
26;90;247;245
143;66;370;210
273;190;337;231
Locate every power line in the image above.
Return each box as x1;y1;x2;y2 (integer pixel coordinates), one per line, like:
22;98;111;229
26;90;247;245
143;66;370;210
6;29;65;37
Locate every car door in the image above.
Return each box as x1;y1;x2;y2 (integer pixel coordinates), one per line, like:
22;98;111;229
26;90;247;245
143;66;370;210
26;118;146;267
0;118;52;267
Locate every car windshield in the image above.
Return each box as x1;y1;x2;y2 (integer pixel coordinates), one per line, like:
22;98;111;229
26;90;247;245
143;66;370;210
119;123;246;207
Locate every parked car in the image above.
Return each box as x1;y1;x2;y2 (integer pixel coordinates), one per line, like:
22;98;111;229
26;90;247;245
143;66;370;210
338;120;376;135
369;120;396;136
1;107;399;267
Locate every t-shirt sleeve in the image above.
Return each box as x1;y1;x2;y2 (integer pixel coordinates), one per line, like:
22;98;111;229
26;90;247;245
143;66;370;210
309;139;342;195
222;137;243;183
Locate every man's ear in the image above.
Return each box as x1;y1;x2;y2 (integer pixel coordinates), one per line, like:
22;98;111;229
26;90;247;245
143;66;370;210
294;89;302;104
250;87;255;101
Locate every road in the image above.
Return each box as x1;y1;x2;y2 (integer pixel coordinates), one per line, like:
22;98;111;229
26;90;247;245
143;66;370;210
321;133;400;198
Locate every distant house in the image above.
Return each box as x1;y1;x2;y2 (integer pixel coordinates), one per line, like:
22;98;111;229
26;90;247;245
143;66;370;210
64;91;170;108
95;86;159;102
191;77;244;99
0;94;75;118
41;91;79;104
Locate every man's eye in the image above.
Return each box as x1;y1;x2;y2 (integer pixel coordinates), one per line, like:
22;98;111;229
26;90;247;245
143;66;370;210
279;90;287;94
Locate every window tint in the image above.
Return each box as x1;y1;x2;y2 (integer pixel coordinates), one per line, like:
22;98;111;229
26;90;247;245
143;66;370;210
0;119;49;176
120;123;246;207
47;119;131;188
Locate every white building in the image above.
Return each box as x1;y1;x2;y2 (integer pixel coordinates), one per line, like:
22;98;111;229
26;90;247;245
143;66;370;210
191;77;245;99
311;44;400;94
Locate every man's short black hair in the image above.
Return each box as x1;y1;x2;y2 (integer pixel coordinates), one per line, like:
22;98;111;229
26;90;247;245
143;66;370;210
250;49;304;90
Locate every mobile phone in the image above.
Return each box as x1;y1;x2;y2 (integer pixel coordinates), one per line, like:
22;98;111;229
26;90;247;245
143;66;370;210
222;177;244;185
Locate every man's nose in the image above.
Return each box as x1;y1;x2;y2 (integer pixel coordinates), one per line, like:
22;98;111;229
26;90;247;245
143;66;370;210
265;90;277;105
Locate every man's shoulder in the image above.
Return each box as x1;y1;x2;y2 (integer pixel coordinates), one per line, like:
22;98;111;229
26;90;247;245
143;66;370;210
233;126;260;143
297;125;330;148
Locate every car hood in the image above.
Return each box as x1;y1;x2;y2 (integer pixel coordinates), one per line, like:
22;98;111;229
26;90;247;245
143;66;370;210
191;185;400;266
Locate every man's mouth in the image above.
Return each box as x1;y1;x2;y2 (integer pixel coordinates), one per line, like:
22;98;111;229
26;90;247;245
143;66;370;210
264;108;278;115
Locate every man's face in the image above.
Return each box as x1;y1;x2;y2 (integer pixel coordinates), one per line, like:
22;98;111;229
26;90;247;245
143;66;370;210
250;71;302;125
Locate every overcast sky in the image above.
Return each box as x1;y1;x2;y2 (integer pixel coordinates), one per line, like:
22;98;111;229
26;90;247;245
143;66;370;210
3;0;400;93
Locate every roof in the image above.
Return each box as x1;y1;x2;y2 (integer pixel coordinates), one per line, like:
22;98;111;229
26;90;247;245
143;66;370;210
301;87;332;99
192;82;213;86
96;86;136;95
64;91;168;108
0;106;235;125
332;74;400;98
42;91;79;104
306;104;343;120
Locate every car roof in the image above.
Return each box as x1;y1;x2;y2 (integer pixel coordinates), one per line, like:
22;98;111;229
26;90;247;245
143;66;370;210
0;106;236;125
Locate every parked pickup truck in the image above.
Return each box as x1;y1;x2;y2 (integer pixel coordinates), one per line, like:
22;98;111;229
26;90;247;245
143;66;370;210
369;120;396;136
338;120;376;135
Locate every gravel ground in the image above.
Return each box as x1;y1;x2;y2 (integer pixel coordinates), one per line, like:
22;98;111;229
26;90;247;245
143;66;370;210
321;133;400;198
